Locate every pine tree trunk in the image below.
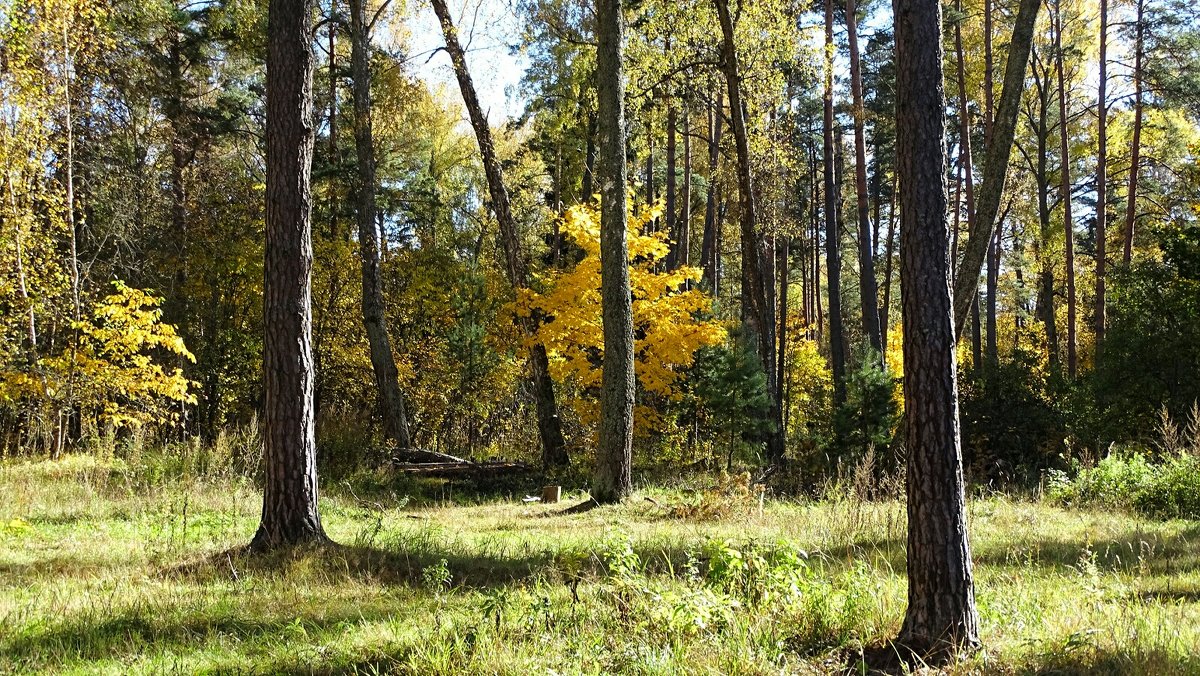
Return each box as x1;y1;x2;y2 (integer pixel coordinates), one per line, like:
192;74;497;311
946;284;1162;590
351;0;413;450
253;0;328;550
675;107;692;270
952;0;1041;334
846;0;882;358
593;0;634;502
1095;0;1108;352
701;93;724;291
824;0;847;406
665;101;677;258
983;0;998;364
714;0;785;461
1123;0;1144;265
894;0;980;653
1034;62;1060;371
1054;0;1077;377
431;0;568;466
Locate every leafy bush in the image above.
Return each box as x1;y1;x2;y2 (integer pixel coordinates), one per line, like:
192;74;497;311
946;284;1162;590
1048;453;1200;520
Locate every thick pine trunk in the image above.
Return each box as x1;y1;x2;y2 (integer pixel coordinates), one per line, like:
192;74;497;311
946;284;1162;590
431;0;568;466
952;0;1041;334
1095;0;1108;352
254;0;328;550
350;0;413;450
593;0;634;502
846;0;882;358
823;0;847;406
714;0;785;461
1054;0;1077;377
894;0;980;653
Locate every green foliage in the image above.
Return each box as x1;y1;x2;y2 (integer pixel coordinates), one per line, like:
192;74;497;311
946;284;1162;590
961;347;1069;483
691;328;775;467
833;348;899;468
1093;226;1200;445
1048;452;1200;520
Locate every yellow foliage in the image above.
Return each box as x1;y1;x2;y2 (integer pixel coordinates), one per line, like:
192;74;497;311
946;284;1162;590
518;202;727;432
0;281;195;429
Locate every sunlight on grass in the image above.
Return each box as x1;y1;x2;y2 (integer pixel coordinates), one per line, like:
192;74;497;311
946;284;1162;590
0;455;1198;674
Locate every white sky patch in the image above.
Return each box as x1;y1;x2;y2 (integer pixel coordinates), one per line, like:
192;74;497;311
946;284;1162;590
405;0;530;124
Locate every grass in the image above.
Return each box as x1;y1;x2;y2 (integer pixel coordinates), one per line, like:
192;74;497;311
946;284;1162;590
1;453;1199;674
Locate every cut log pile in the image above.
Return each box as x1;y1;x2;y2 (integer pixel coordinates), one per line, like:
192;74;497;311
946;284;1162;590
389;448;535;478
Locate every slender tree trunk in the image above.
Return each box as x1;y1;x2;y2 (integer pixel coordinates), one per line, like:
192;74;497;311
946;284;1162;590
583;111;597;199
430;0;568;466
593;0;634;502
952;0;1041;334
714;0;785;461
253;0;328;549
674;107;692;270
1034;65;1060;371
1054;0;1077;377
953;0;981;370
881;173;898;349
1123;0;1144;265
846;0;882;358
824;0;847;406
701;93;724;291
894;0;980;652
983;0;998;364
814;149;825;342
1095;0;1108;352
777;237;789;437
351;0;413;449
666;101;677;255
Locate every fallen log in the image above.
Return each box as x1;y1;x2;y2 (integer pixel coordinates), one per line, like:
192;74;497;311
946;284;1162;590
388;460;534;478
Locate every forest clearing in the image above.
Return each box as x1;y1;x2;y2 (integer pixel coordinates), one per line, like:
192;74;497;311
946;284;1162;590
3;0;1200;670
3;450;1200;674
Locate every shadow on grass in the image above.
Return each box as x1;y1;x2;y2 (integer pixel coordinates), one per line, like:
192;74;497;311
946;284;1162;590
0;606;398;669
972;530;1200;576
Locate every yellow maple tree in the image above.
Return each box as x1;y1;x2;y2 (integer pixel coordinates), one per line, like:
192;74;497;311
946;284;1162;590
517;202;726;432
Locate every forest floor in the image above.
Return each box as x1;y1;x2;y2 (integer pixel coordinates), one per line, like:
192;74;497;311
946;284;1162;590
1;453;1199;674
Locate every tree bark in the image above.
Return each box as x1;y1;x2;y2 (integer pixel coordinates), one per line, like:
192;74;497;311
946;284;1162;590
1123;0;1144;265
1094;0;1108;352
952;0;981;370
823;0;847;406
351;0;413;449
1032;54;1060;371
983;0;998;365
1054;0;1077;377
665;101;677;253
713;0;785;461
701;93;724;291
951;0;1041;335
672;106;693;270
894;0;980;653
430;0;569;467
254;0;328;549
593;0;634;502
846;0;882;358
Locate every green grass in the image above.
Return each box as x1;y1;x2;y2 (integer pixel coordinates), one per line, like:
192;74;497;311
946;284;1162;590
1;454;1199;674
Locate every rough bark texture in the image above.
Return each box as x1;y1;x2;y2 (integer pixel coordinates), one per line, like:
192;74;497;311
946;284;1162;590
253;0;328;550
1054;0;1077;377
431;0;569;467
952;0;1041;335
894;0;981;653
823;0;847;406
593;0;634;502
1095;0;1108;352
846;0;882;358
713;0;785;461
1123;0;1144;265
351;0;413;449
983;0;998;364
